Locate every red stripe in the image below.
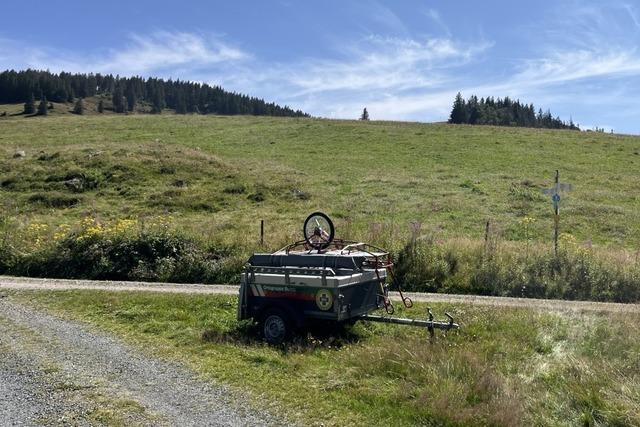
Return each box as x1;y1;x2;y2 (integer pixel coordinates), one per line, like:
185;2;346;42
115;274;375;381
263;290;316;301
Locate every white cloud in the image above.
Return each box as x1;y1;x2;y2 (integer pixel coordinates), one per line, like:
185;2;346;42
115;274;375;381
279;36;490;96
512;49;640;87
99;31;247;75
367;1;409;35
0;32;248;77
625;3;640;29
423;9;451;37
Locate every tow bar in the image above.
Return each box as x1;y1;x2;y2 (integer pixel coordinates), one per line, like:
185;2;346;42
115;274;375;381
360;307;459;339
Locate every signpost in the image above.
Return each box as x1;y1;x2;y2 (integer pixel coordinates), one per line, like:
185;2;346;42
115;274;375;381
543;170;573;256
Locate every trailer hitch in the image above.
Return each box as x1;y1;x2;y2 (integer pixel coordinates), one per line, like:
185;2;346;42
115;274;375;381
360;306;459;339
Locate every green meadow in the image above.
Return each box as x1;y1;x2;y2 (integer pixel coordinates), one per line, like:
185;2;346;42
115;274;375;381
1;112;639;300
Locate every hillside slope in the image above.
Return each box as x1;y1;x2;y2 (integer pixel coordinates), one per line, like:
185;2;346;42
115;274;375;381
1;113;638;248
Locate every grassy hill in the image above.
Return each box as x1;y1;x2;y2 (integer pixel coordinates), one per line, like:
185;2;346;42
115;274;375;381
1;111;639;245
1;111;639;299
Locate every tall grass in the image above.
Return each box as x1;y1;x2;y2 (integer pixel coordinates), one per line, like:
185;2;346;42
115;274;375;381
394;235;640;303
14;291;640;426
1;216;639;303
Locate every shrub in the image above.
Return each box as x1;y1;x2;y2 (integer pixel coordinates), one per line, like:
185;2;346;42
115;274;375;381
27;193;81;208
7;218;234;284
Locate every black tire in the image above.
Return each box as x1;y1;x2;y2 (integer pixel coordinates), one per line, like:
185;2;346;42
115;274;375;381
303;211;335;250
261;308;290;345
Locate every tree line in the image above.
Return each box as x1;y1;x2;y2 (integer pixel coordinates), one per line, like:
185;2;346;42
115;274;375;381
448;93;579;130
0;69;308;117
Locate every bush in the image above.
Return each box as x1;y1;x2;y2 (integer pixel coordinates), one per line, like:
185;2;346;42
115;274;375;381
5;218;236;284
27;193;81;208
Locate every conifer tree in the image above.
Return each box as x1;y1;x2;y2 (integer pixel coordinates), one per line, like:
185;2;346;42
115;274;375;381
125;85;136;112
151;91;164;114
175;94;187;114
112;87;125;113
73;98;84;115
448;92;467;124
24;93;36;114
37;94;48;116
467;95;480;124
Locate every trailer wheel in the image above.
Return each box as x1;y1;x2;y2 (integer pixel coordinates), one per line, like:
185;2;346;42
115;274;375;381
261;309;290;345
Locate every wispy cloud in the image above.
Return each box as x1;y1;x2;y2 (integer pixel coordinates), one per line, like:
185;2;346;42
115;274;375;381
219;34;492;119
0;32;248;76
99;31;248;75
367;1;409;35
279;36;491;96
512;49;640;87
423;9;452;37
624;3;640;29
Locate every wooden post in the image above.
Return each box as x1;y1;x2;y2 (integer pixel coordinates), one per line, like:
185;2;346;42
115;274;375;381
554;170;559;257
260;219;264;246
484;220;490;243
554;215;559;257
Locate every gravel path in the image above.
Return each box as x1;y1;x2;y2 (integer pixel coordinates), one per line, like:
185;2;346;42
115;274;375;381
1;275;638;313
0;298;284;426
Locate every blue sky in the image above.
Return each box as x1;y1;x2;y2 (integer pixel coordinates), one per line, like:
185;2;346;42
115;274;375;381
2;0;640;133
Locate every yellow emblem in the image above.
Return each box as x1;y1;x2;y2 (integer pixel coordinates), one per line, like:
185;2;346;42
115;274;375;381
315;289;333;311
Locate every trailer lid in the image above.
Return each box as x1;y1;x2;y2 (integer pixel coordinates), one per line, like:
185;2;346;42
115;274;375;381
248;252;368;270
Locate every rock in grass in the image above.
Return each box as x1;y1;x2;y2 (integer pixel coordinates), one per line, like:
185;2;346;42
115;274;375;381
13;150;26;159
64;177;84;192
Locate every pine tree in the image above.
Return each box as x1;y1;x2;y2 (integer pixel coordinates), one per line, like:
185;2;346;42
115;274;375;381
175;94;187;114
73;98;84;115
24;93;36;114
37;94;48;116
112;87;125;113
125;85;136;112
467;95;480;124
151;91;164;114
448;92;467;124
97;99;104;113
360;107;369;121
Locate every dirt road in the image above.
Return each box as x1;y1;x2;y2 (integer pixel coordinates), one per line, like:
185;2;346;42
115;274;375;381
1;275;638;313
0;296;283;426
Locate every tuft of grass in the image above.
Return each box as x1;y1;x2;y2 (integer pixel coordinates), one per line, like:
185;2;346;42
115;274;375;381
11;290;640;427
